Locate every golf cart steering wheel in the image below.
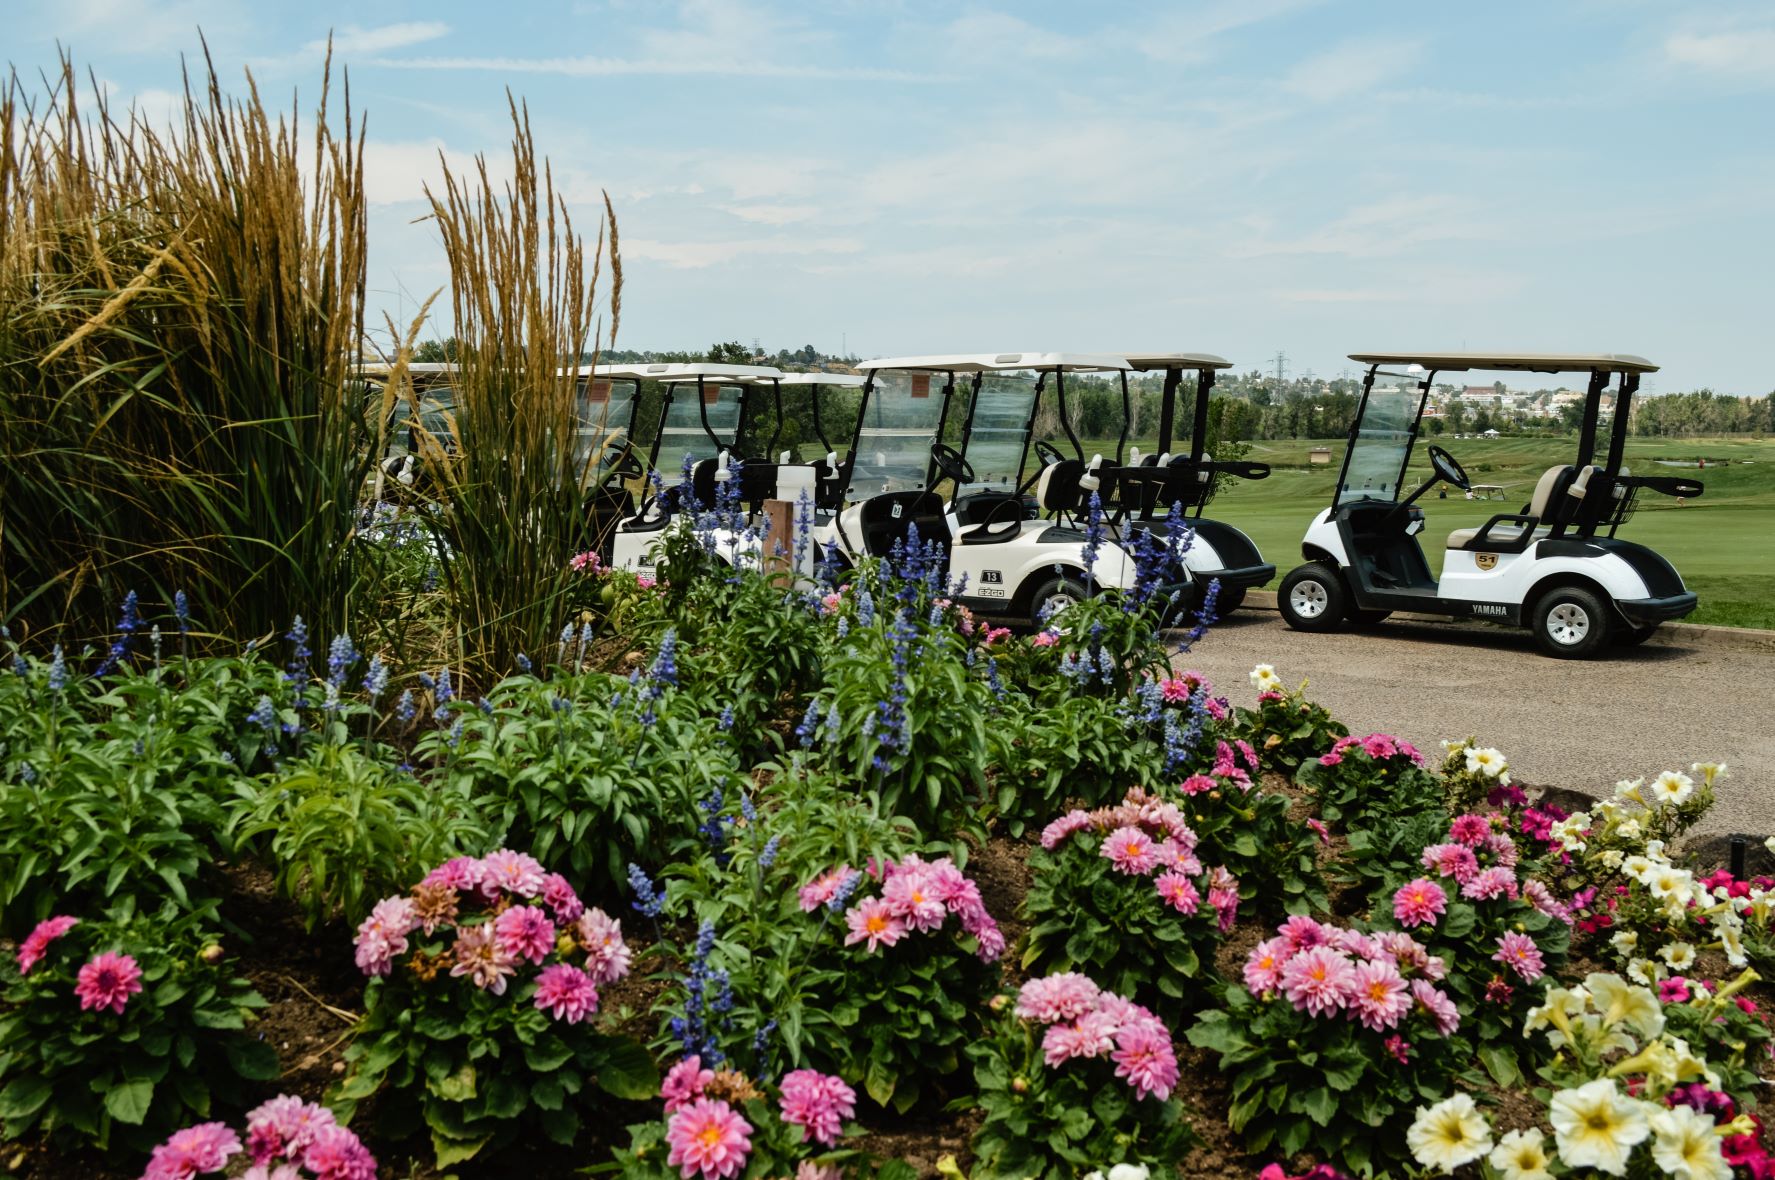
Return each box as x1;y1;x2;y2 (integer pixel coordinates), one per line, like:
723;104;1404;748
931;443;975;486
1033;440;1066;468
602;442;646;485
1427;445;1471;491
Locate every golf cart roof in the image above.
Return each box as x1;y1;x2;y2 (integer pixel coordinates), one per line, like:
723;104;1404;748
1347;352;1658;375
1118;352;1234;372
777;372;865;387
576;362;783;384
857;353;1132;373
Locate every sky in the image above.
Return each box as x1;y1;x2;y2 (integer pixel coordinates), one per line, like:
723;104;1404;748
11;0;1775;393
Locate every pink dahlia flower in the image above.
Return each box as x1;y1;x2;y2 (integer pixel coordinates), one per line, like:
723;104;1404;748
1111;1021;1179;1102
1460;866;1518;902
665;1097;753;1179
578;908;632;984
1154;870;1201;915
74;950;142;1014
353;895;419;977
661;1055;716;1113
245;1094;336;1164
1409;978;1461;1035
778;1069;856;1147
1041;1010;1119;1066
533;963;600;1023
842;897;906;953
142;1121;242;1179
539;873;585;923
16;915;79;975
1348;958;1411;1032
1391;878;1448;929
1015;973;1102;1023
301;1122;377;1180
1277;914;1331;952
1448;814;1493;846
449;922;516;994
1491;931;1545;982
1420;842;1480;884
1242;937;1289;996
420;855;486;893
797;866;858;912
881;866;947;931
1278;945;1353;1018
1101;825;1160;875
481;849;546;898
493;905;557;965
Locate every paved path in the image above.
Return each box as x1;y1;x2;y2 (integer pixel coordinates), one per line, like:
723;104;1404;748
1172;611;1775;837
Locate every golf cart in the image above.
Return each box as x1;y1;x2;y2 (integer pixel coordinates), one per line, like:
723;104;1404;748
823;354;1169;627
1276;352;1702;658
1107;353;1276;612
604;362;808;570
775;371;866;520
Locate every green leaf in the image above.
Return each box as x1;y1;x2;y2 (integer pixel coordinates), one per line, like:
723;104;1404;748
523;1039;574;1073
223;1037;281;1082
592;1037;659;1101
1479;1044;1520;1088
430;1062;477;1102
430;1129;491;1167
864;1056;897;1108
0;1076;53;1120
1299;1086;1336;1127
105;1079;156;1125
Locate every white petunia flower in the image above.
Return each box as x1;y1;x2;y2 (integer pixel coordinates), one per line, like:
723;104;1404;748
1650;770;1695;806
1407;1093;1493;1173
1659;941;1697;971
1549;1080;1652;1176
1648;1101;1731;1180
1488;1127;1555;1180
1610;929;1639;955
1464;747;1508;778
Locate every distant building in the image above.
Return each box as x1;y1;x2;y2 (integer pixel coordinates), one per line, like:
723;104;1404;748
1308;446;1334;465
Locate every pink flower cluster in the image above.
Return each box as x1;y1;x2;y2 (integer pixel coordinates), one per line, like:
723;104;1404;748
1156;671;1228;719
142;1095;375;1180
1041;788;1239;933
568;551;603;575
16;915;79;975
75;950;143;1014
1013;974;1180;1101
778;1069;857;1147
1242;916;1459;1037
840;854;1004;962
665;1097;753;1179
352;851;629;1018
659;1062;854;1174
1317;732;1423;767
797;866;860;912
1419;814;1523;903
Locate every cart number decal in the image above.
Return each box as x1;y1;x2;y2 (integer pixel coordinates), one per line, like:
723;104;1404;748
890;503;903;519
910;374;931;398
1475;552;1498;570
1471;603;1507;616
982;570;1003;583
586;379;611;403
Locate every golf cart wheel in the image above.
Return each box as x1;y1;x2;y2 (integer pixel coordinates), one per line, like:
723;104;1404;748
1617;622;1660;647
1029;574;1091;628
1277;563;1346;633
1531;586;1613;659
1346;607;1392;626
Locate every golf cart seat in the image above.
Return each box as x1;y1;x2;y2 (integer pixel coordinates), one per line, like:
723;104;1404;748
855;490;950;558
1445;464;1589;550
1033;459;1087;513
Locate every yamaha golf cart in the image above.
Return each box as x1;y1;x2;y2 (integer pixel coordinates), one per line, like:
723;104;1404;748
602;362;806;570
1106;353;1276;612
823;354;1171;626
1276;352;1702;658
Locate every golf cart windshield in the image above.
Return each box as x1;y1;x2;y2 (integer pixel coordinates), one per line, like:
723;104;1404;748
848;370;949;496
1337;377;1422;505
655;382;744;485
961;370;1037;493
575;376;638;475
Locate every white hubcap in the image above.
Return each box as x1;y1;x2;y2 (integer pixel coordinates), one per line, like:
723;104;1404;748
1547;601;1590;645
1042;591;1079;620
1290;579;1330;619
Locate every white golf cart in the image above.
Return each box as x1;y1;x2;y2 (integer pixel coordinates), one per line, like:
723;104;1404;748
821;354;1172;626
1106;353;1275;612
1276;352;1702;658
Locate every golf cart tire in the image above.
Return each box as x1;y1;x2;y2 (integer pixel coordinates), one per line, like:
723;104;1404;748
1617;622;1660;647
1531;585;1614;659
1277;563;1347;633
1028;573;1092;630
1346;607;1392;626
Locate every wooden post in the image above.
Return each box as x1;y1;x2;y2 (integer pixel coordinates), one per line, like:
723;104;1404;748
761;499;795;576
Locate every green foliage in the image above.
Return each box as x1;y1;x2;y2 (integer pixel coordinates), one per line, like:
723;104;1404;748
1180;786;1328;919
665;562;824;739
0;901;275;1154
431;666;741;895
1299;738;1444;832
1234;681;1347;777
1188;983;1467;1176
988;693;1162;838
227;742;486;928
968;1003;1196;1179
1022;812;1228;1020
1660;976;1775;1107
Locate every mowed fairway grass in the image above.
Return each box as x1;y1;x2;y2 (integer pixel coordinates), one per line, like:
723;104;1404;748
1095;434;1775;630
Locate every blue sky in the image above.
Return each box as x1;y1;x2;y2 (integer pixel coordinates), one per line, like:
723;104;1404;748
13;0;1775;392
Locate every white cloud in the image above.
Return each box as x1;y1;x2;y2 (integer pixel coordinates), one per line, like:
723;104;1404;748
942;11;1076;60
1282;35;1425;102
360;138;497;206
1230;194;1499;260
624;236;863;268
308;22;451;57
722;204;820;225
1664;28;1775;77
363;52;936;82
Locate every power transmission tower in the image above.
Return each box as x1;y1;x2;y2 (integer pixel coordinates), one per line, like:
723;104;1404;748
1271;351;1289;390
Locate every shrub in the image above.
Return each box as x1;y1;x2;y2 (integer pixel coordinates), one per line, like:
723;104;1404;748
332;849;658;1167
1234;666;1346;777
968;974;1195;1179
1188;915;1469;1174
226;741;487;928
1023;788;1234;1018
1173;745;1328;918
0;901;276;1154
1297;733;1441;833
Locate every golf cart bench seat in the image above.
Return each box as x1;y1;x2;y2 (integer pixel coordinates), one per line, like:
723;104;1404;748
1445;463;1596;551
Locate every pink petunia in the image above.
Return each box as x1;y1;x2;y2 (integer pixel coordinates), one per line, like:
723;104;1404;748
1491;931;1545;983
1391;878;1448;929
1110;1021;1179;1101
665;1097;753;1180
1101;826;1161;875
1278;945;1353;1017
493;905;557;965
142;1121;242;1180
74;951;142;1014
1409;979;1461;1035
1660;977;1693;1004
843;897;906;953
480;849;547;898
662;1056;716;1113
1348;958;1411;1032
533;963;600;1023
778;1069;856;1147
577;908;632;984
16;915;79;976
1015;973;1102;1023
1154;871;1200;915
